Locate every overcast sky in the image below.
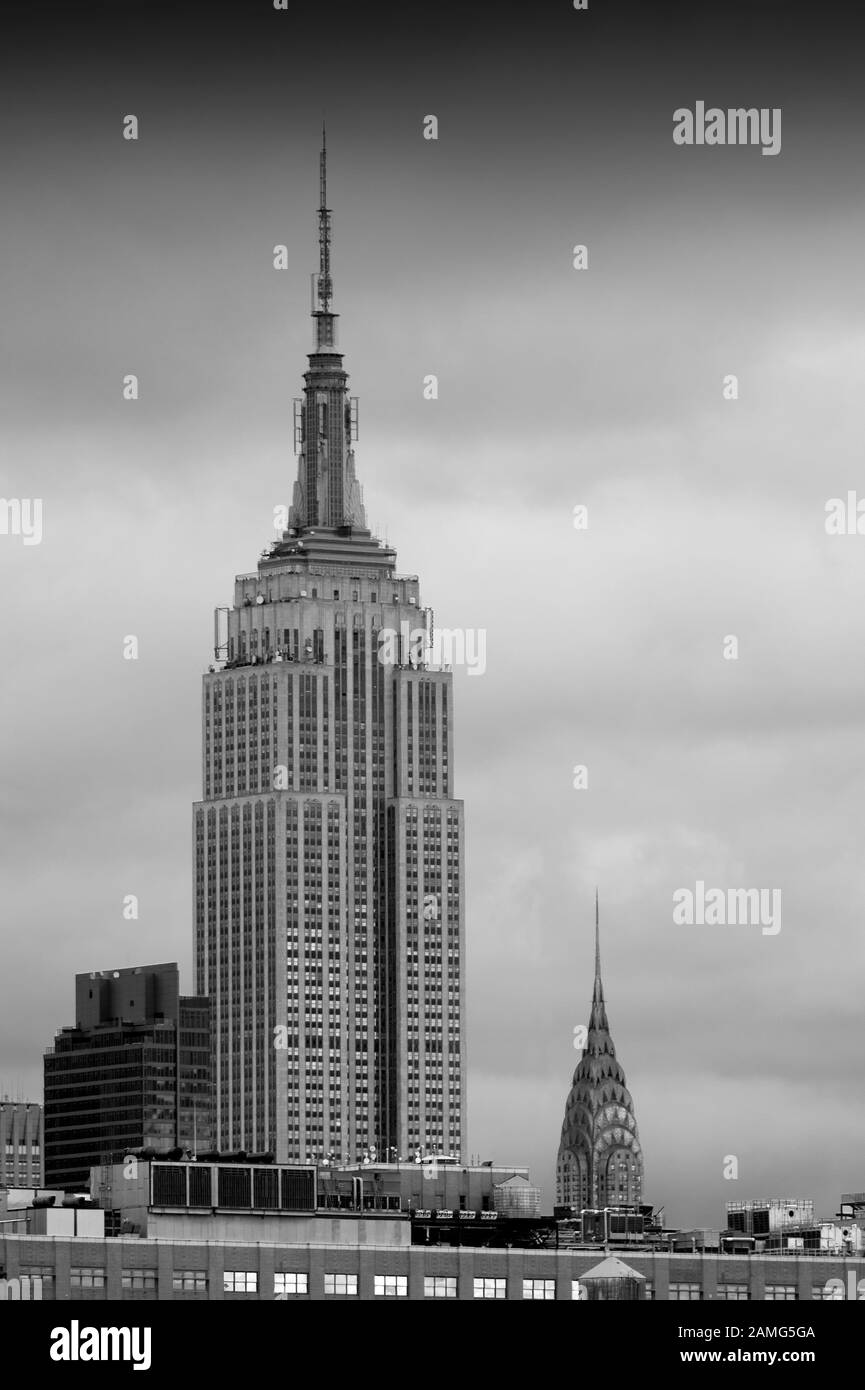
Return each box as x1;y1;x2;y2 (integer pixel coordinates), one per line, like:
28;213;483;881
1;0;864;1225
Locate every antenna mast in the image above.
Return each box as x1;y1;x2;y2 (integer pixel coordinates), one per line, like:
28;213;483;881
318;122;332;312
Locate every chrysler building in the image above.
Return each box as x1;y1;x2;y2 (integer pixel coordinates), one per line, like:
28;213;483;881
556;898;644;1209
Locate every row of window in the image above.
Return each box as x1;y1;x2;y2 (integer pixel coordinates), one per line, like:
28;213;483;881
44;1270;858;1300
228;1273;562;1298
668;1283;800;1300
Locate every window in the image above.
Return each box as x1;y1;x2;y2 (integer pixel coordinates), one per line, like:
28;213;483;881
70;1268;105;1290
121;1272;157;1291
19;1269;52;1299
274;1272;308;1297
424;1276;457;1298
374;1274;407;1297
173;1272;207;1292
765;1284;796;1301
644;1281;654;1300
572;1280;587;1301
669;1283;702;1300
223;1271;258;1294
523;1278;555;1300
324;1273;357;1296
474;1277;506;1300
812;1282;844;1301
720;1283;749;1300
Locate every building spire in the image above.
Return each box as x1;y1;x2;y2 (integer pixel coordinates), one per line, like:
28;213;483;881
595;888;601;978
555;891;644;1211
284;133;368;534
318;121;332;315
593;888;604;1006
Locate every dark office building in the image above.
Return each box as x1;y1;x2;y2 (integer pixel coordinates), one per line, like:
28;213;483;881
43;963;212;1189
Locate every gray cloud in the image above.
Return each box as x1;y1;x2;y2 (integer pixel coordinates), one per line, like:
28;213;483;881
2;0;863;1224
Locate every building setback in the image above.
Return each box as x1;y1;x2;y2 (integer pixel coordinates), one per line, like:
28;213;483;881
0;1100;43;1188
193;135;466;1164
556;899;644;1210
43;964;212;1189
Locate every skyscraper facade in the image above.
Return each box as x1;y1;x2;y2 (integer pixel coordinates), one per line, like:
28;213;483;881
556;902;644;1210
194;138;466;1165
0;1100;43;1188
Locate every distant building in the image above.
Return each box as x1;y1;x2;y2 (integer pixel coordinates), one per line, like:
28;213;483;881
555;899;644;1210
0;1101;43;1188
43;964;212;1189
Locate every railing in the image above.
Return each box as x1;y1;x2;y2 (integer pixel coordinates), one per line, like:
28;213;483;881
233;570;419;586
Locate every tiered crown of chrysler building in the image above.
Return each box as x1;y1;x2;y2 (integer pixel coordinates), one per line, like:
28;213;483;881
555;895;644;1210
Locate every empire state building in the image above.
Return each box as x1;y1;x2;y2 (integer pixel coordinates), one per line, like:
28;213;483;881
193;137;466;1165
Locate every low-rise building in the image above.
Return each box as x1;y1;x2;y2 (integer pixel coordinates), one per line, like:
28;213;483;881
0;1231;862;1300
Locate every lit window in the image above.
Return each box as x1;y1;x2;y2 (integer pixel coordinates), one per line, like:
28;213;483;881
324;1273;358;1296
812;1282;844;1301
424;1276;457;1298
274;1272;308;1297
374;1274;407;1298
473;1277;506;1300
765;1284;796;1301
223;1271;258;1294
523;1278;555;1300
